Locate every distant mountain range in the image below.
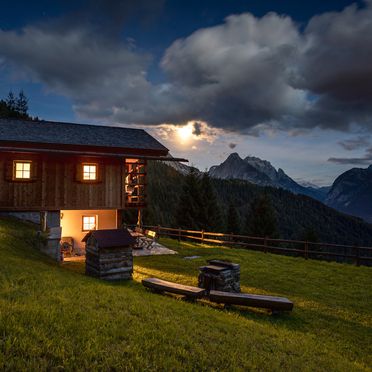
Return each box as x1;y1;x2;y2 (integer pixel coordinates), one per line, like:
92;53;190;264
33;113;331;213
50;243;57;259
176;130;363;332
166;153;372;224
208;153;328;201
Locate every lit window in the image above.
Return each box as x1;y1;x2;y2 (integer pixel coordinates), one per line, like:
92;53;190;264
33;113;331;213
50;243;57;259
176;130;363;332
82;216;97;231
83;164;97;180
14;161;31;179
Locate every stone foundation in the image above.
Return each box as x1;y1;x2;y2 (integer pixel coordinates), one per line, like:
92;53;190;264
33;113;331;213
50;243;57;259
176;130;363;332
198;260;240;293
84;229;134;281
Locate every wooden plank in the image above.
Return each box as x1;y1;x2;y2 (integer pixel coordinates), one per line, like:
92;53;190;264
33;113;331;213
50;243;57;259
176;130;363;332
209;290;294;311
142;278;206;298
0;152;126;210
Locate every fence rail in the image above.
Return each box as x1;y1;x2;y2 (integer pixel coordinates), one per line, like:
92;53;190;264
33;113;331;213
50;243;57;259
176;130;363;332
127;224;372;266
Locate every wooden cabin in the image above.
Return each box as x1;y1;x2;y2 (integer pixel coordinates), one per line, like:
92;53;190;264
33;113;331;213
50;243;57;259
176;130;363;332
0;118;184;260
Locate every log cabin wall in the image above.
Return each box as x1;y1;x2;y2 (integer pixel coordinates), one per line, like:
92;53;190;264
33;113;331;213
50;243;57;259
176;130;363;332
0;152;125;210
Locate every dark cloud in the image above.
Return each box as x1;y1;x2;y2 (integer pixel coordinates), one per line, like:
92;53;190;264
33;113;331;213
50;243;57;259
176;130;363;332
338;136;370;151
192;122;202;136
0;26;153;118
228;143;237;149
161;12;304;131
328;147;372;165
0;1;372;134
292;1;372;130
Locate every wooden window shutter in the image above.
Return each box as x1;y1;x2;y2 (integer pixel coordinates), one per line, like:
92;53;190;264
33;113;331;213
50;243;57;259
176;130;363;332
4;160;13;181
75;163;83;182
30;161;38;180
97;162;104;182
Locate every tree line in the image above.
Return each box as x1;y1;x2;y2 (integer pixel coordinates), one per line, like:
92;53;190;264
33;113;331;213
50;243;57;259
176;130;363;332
0;91;33;120
176;169;279;238
136;162;372;245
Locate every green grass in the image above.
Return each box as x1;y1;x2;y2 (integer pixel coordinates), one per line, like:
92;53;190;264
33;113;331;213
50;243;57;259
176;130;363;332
0;217;371;371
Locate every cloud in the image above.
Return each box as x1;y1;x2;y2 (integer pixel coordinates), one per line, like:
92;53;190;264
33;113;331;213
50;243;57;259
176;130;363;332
338;136;370;151
192;122;202;136
0;25;155;121
154;121;220;144
228;143;237;149
328;147;372;165
161;12;306;132
0;1;372;136
292;1;372;131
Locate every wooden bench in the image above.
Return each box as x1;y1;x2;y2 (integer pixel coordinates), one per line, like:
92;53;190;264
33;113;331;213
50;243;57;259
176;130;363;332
209;290;294;313
134;227;157;250
142;278;206;299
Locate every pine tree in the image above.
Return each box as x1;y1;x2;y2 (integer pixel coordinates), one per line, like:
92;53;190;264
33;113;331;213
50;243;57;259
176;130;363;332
245;192;279;238
1;90;31;119
226;202;241;234
199;173;223;231
176;168;202;229
0;100;10;118
16;90;28;117
5;91;16;112
301;227;319;243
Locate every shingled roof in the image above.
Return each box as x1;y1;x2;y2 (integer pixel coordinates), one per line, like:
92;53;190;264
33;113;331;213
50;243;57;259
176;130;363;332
82;229;136;247
0;118;168;153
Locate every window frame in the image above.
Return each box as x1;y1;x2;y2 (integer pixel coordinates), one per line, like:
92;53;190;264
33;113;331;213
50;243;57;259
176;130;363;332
13;160;32;181
82;215;98;232
82;163;98;182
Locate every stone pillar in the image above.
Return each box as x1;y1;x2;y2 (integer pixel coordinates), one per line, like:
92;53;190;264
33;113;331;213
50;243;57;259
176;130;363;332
39;211;62;262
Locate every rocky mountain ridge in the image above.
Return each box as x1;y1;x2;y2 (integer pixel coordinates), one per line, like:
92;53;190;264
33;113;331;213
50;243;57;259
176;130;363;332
326;165;372;223
208;153;328;201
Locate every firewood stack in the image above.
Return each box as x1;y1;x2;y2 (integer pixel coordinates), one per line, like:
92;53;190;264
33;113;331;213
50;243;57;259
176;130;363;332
198;260;240;293
83;229;135;280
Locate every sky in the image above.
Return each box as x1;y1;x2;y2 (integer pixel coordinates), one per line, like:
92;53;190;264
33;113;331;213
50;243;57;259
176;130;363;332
1;0;372;186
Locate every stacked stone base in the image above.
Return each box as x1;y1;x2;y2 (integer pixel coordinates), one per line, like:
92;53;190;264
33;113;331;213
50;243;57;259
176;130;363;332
198;260;240;293
85;245;133;281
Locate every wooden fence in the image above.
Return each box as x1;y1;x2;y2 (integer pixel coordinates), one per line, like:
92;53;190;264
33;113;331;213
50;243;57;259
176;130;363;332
129;224;372;266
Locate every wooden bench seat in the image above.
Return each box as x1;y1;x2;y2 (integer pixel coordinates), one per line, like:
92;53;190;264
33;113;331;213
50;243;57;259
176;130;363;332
142;278;206;299
209;290;294;312
134;227;157;250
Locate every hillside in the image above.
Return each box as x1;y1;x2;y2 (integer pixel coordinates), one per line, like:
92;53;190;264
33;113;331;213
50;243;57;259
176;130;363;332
326;165;372;223
0;217;371;370
141;162;372;246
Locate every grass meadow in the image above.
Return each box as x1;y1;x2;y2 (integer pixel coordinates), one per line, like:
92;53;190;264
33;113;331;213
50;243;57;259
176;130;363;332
0;217;371;371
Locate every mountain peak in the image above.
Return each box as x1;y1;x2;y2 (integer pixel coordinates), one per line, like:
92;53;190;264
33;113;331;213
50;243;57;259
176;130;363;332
208;153;328;202
226;152;242;161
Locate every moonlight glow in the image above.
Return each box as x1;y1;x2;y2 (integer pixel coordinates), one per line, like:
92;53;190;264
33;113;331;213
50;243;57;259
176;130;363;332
177;123;193;143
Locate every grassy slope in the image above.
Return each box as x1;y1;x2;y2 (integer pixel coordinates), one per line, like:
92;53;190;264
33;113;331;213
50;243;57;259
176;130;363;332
0;218;371;371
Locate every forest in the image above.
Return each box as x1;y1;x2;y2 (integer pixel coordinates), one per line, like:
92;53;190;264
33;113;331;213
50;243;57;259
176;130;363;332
124;161;372;246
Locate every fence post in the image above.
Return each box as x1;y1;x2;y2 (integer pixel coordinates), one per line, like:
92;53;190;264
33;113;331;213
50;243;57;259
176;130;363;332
264;237;268;253
201;229;204;244
354;245;360;266
157;225;160;238
178;227;181;244
304;241;309;260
